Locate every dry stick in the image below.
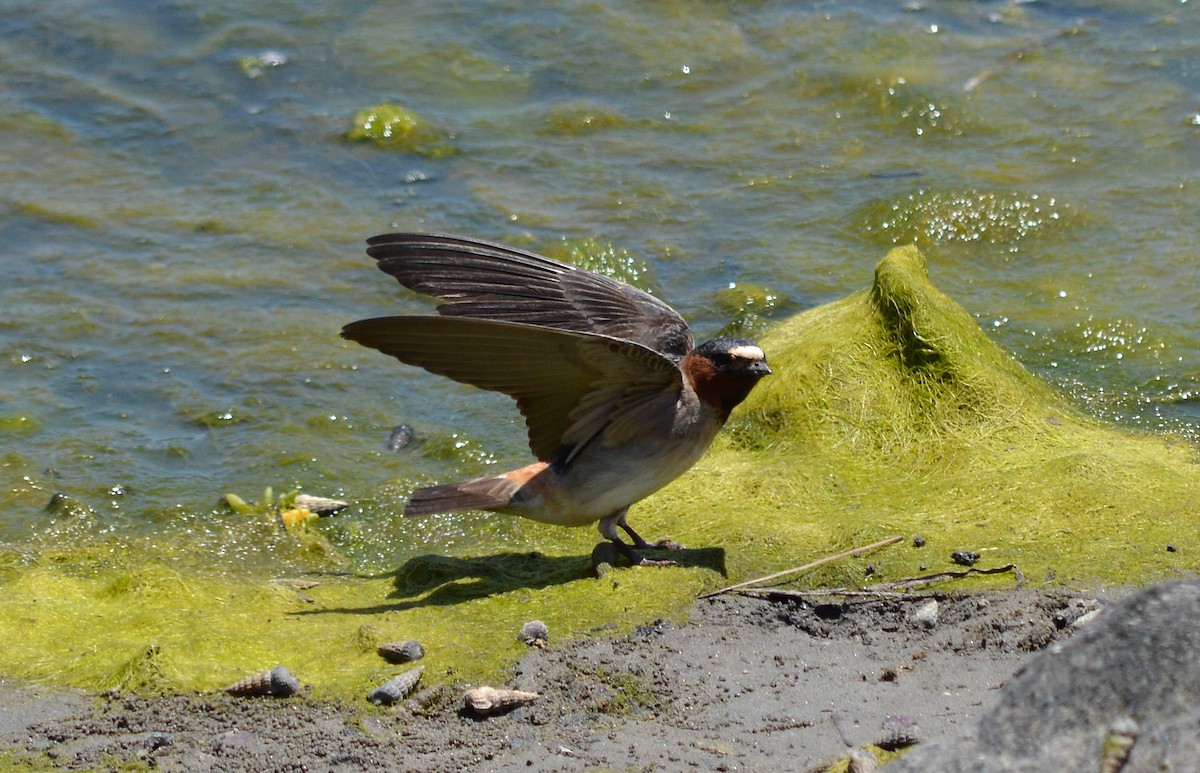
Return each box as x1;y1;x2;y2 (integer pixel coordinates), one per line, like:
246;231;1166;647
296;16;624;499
697;535;904;600
735;563;1023;602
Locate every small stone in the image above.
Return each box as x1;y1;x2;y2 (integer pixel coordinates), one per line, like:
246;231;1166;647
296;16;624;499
142;732;172;752
912;535;926;548
910;599;939;629
1167;544;1178;553
950;550;980;567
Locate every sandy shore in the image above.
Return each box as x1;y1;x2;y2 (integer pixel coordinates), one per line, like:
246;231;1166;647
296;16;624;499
0;587;1109;772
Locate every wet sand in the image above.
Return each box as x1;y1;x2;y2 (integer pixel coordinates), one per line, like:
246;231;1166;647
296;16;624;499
0;586;1110;772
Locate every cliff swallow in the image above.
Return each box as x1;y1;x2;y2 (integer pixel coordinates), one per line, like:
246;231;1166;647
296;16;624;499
342;233;770;566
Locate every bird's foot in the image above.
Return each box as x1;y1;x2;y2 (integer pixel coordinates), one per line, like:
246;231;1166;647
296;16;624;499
611;539;677;568
620;523;684;552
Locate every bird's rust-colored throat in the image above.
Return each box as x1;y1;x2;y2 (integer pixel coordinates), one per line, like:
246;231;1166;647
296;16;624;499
683;350;766;418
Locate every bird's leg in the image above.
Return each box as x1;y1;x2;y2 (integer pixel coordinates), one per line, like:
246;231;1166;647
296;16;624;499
598;509;680;567
616;510;684;552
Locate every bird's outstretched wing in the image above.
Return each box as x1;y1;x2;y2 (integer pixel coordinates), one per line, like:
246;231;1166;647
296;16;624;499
341;316;682;461
364;233;695;360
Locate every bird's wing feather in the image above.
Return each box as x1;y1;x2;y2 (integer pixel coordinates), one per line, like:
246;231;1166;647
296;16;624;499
364;233;695;359
341;316;682;461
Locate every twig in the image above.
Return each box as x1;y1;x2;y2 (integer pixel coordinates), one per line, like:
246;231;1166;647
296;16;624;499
726;563;1022;603
866;563;1022;590
738;588;938;602
697;535;904;599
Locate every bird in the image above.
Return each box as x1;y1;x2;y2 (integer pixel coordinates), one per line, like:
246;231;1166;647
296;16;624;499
342;233;771;566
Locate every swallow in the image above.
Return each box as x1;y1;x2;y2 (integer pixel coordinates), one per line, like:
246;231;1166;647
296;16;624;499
342;233;771;566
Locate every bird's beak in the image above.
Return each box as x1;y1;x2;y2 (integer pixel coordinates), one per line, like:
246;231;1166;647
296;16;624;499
750;361;772;377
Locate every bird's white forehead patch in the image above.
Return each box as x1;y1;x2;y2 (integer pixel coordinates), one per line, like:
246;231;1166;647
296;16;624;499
728;344;765;362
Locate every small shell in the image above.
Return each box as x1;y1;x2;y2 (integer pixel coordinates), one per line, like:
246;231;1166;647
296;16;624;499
518;620;549;647
462;685;538;716
387;424;415;452
876;714;922;751
224;665;302;698
846;749;879;773
377;640;424;664
292;494;348;516
367;665;424;706
1099;717;1139;773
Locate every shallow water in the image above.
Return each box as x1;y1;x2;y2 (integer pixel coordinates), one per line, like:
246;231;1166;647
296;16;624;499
1;0;1197;572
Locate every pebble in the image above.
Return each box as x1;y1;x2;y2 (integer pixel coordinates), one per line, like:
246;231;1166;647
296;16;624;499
910;599;939;629
950;549;980;567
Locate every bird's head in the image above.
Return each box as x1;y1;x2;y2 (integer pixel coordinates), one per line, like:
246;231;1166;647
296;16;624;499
685;337;771;418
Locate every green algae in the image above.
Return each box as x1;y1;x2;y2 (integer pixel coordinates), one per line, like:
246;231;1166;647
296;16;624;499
347;103;457;158
540;102;640;136
681;245;1200;588
1;245;1197;700
0;414;39;436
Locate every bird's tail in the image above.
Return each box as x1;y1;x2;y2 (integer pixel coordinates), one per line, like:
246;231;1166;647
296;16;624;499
404;474;520;517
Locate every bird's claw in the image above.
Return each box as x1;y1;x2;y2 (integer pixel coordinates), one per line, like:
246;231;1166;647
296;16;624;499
606;538;682;568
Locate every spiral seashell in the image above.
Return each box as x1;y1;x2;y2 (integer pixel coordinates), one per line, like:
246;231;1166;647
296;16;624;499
367;665;424;706
387;423;415;452
292;494;348;516
518;620;549;647
377;640;424;664
1099;717;1139;773
876;714;922;751
224;665;302;698
462;685;539;716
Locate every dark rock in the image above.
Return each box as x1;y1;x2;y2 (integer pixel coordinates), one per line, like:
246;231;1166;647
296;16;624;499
881;579;1200;772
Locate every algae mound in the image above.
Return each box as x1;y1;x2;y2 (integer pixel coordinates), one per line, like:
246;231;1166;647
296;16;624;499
0;245;1195;699
676;244;1200;588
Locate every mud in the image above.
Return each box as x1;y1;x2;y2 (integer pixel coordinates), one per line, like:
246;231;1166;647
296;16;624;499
0;588;1112;772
